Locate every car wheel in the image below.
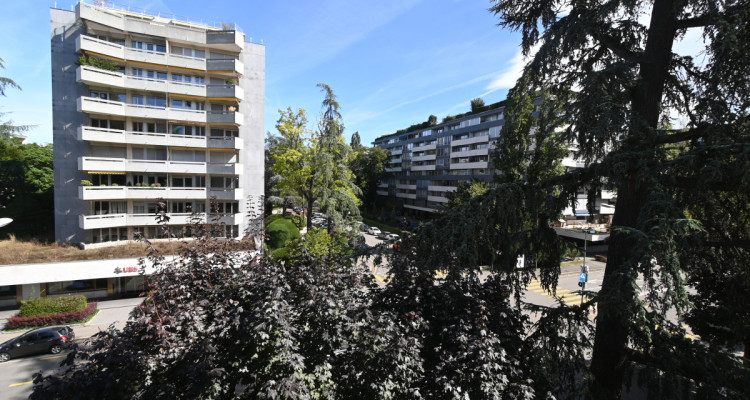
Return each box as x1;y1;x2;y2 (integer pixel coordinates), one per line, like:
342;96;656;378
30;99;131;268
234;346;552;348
0;352;10;362
50;344;63;354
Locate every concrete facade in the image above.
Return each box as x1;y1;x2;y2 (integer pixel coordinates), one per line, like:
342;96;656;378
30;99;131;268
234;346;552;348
372;102;616;224
51;1;265;246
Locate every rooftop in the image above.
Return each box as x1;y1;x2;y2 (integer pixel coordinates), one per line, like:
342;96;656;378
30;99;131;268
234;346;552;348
78;0;243;33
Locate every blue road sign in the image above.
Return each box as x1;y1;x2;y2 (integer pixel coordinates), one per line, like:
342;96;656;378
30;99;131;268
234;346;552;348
579;272;587;282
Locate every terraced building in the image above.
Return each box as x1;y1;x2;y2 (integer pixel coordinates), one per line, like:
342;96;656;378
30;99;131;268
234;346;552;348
51;1;264;246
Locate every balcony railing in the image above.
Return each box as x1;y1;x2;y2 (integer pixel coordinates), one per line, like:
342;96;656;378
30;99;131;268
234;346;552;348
79;185;210;200
78;96;206;123
78;126;242;150
80;212;243;230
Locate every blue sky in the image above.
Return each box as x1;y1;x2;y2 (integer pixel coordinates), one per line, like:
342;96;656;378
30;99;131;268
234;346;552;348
1;0;525;145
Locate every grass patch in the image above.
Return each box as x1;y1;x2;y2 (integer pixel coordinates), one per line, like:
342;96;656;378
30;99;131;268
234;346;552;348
0;236;254;266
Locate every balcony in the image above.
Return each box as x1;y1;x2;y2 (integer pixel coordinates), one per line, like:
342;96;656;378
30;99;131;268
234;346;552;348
207;84;244;101
427;185;458;193
385;167;402;173
207;136;243;150
561;157;586;168
396;184;416;190
427;195;449;203
78;97;206;124
376;190;389;196
78;126;242;150
207;162;243;175
411;164;436;171
77;36;240;73
206;58;243;75
413;143;436;151
390;148;403;156
412;154;436;162
449;161;488;170
452;135;489;147
79;212;243;230
79;186;210;201
390;157;402;163
206;110;243;125
450;148;488;158
206;30;244;52
76;66;243;101
396;193;417;200
79;156;206;174
208;187;243;200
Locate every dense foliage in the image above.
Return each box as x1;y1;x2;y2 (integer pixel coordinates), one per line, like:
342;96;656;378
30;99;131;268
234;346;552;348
19;295;88;317
265;216;300;249
484;0;750;398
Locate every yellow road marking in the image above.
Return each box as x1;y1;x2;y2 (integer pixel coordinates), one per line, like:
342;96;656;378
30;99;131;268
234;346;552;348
9;381;33;388
39;354;67;360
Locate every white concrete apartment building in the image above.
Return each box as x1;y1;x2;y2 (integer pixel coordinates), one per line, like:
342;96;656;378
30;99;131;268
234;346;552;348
51;1;265;247
372;101;616;226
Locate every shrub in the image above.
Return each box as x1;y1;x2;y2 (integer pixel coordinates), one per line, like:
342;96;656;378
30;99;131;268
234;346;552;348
291;214;306;228
265;214;284;225
19;295;88;317
595;254;608;262
76;55;121;72
80;180;93;186
266;218;300;249
7;302;98;330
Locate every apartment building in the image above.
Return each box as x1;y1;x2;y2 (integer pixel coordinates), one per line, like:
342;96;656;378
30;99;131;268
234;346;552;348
51;1;265;247
372;102;616;224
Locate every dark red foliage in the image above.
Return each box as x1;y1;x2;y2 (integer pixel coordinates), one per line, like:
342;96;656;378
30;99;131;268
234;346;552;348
6;302;98;330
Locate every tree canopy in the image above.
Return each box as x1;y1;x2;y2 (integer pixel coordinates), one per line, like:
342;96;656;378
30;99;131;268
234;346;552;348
484;0;750;397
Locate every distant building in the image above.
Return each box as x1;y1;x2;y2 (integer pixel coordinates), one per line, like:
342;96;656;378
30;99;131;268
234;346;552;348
372;101;616;225
51;1;265;247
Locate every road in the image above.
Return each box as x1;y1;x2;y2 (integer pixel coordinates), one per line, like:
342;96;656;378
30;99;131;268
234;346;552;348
0;351;71;400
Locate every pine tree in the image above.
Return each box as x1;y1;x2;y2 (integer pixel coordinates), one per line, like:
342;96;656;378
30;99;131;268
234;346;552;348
487;0;750;397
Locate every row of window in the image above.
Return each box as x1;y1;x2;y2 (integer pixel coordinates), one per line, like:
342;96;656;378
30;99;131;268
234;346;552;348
90;144;238;163
89;35;236;61
91;224;240;243
89;91;236;112
87;173;237;189
91;200;239;215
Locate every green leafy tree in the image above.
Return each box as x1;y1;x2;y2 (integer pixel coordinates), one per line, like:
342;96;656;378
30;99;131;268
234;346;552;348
350;131;361;149
311;84;361;232
488;0;750;397
445;178;490;210
349;145;389;209
470;97;485;113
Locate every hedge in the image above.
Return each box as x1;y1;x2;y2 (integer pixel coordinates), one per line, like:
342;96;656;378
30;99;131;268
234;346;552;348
266;219;300;249
19;295;88;317
6;302;98;330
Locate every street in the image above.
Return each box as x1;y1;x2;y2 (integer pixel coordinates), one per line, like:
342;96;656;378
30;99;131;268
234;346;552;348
0;350;71;400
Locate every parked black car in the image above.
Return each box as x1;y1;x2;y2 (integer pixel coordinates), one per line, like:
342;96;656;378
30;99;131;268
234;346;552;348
0;325;75;362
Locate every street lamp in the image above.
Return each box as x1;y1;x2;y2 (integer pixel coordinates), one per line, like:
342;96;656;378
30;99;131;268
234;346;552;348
579;228;596;305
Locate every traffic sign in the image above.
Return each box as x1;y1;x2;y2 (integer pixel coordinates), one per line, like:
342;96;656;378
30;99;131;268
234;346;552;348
579;272;587;282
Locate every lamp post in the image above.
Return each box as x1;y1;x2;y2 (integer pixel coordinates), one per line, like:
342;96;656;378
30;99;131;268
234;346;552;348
580;228;595;305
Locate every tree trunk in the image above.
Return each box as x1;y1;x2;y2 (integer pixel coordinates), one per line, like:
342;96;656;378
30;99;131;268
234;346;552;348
589;0;678;397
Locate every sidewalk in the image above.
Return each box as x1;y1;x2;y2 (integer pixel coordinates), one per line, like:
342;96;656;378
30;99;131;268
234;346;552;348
0;297;144;342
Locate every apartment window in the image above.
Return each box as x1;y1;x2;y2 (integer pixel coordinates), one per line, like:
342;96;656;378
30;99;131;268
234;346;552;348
171;99;205;110
170;46;205;59
133;202;158;214
93;201;126;215
212;201;238;214
48;279;109;294
132;147;167;160
210;177;237;189
210;128;238;138
171;73;205;84
172;125;206;136
131;40;166;53
132;95;166;108
132;121;166;133
89;174;125;186
171;150;206;162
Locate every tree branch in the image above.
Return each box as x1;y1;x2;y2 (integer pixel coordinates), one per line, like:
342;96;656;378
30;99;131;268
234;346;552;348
589;30;643;63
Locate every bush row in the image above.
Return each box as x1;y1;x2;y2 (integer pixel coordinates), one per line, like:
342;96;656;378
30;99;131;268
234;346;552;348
19;295;88;317
7;302;98;330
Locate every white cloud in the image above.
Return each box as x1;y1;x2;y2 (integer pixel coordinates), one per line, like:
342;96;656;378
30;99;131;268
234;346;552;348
485;41;542;92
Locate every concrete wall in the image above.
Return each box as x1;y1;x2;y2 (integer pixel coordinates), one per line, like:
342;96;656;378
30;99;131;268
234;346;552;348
238;42;265;237
51;8;90;244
